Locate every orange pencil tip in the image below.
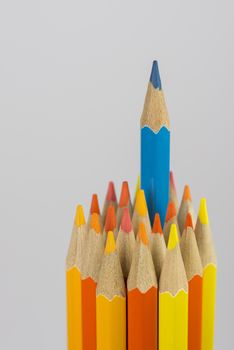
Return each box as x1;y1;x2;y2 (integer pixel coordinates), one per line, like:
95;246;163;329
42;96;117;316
119;181;131;207
183;185;192;201
120;207;132;233
138;222;148;245
152;213;163;234
185;212;193;230
165;201;177;222
90;213;101;233
105;181;117;202
90;194;100;215
104;205;117;232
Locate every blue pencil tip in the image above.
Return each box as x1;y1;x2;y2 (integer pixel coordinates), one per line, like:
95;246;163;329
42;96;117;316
150;61;162;89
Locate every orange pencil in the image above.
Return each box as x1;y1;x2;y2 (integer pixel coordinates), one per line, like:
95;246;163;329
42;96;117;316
132;189;151;239
88;194;101;225
151;213;166;279
169;171;179;212
128;222;158;350
180;213;203;350
116;181;132;227
81;213;104;350
163;200;180;244
178;185;196;233
103;204;118;240
102;181;117;223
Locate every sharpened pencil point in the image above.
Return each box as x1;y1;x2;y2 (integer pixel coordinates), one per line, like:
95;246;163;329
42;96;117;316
119;181;130;207
150;60;162;90
105;231;116;254
105;205;117;232
198;198;209;225
74;205;86;227
168;224;179;250
165;201;177;222
135;189;148;216
170;171;176;191
90;213;101;233
90;194;100;215
182;185;192;201
105;181;117;202
138;222;149;245
152;213;163;234
185;212;193;229
120;207;132;233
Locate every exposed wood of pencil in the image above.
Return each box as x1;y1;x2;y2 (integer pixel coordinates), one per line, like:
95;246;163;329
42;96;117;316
180;213;203;350
81;213;104;350
96;231;126;350
178;185;196;233
128;222;158;350
151;213;166;280
169;171;179;212
132;189;151;238
159;224;188;350
163;200;180;244
195;199;217;350
66;205;87;350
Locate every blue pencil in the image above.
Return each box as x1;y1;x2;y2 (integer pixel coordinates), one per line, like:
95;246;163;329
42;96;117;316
140;61;170;225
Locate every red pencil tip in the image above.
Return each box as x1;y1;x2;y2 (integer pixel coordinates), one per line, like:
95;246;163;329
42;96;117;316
105;181;117;202
183;185;192;201
120;207;132;233
170;171;177;191
185;212;193;229
90;194;100;215
165;201;177;222
119;181;130;208
104;205;117;232
152;213;163;234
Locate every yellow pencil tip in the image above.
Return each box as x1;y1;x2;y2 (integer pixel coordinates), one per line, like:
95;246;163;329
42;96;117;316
138;222;149;245
135;189;148;216
167;224;179;250
198;198;209;225
105;231;116;254
74;205;86;227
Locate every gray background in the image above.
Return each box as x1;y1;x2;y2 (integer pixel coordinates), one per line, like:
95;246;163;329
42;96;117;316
0;0;233;348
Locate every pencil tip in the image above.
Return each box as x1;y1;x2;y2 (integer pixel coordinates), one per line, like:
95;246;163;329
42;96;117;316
138;222;149;245
182;185;192;201
74;205;86;227
105;231;116;254
90;194;100;215
170;171;176;191
105;205;117;232
185;212;193;230
168;224;179;250
198;198;209;225
119;181;131;207
135;189;148;216
120;207;132;233
106;181;117;202
165;201;177;222
90;213;101;233
152;213;163;234
150;60;162;89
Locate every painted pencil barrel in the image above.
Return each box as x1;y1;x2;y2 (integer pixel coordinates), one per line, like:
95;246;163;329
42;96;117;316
188;275;203;350
96;295;126;350
66;267;82;350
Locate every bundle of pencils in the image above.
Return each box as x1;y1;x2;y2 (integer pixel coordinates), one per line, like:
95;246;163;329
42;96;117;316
66;62;217;350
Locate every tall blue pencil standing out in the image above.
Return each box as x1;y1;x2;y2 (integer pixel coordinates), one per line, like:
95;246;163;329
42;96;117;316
140;61;170;225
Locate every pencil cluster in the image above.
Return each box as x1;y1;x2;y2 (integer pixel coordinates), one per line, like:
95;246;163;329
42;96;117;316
66;176;217;350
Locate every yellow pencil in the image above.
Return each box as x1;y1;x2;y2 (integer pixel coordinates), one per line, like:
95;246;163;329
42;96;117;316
66;205;87;350
195;198;217;350
159;224;188;350
132;189;151;239
96;231;126;350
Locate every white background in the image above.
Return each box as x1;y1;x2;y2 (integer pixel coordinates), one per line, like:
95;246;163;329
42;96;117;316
0;0;233;348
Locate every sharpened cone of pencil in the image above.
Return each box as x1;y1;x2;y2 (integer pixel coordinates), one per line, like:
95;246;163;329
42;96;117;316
66;62;217;350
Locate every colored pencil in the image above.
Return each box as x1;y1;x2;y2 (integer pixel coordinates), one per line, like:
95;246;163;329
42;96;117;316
163;200;180;244
169;171;179;212
116;207;135;280
66;205;87;350
81;213;104;350
180;213;203;350
96;231;126;350
88;193;101;225
103;204;118;240
141;61;170;224
102;181;117;223
151;213;166;279
159;224;188;350
132;189;151;238
128;222;158;350
178;185;196;233
195;198;217;350
133;175;140;207
116;181;132;227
